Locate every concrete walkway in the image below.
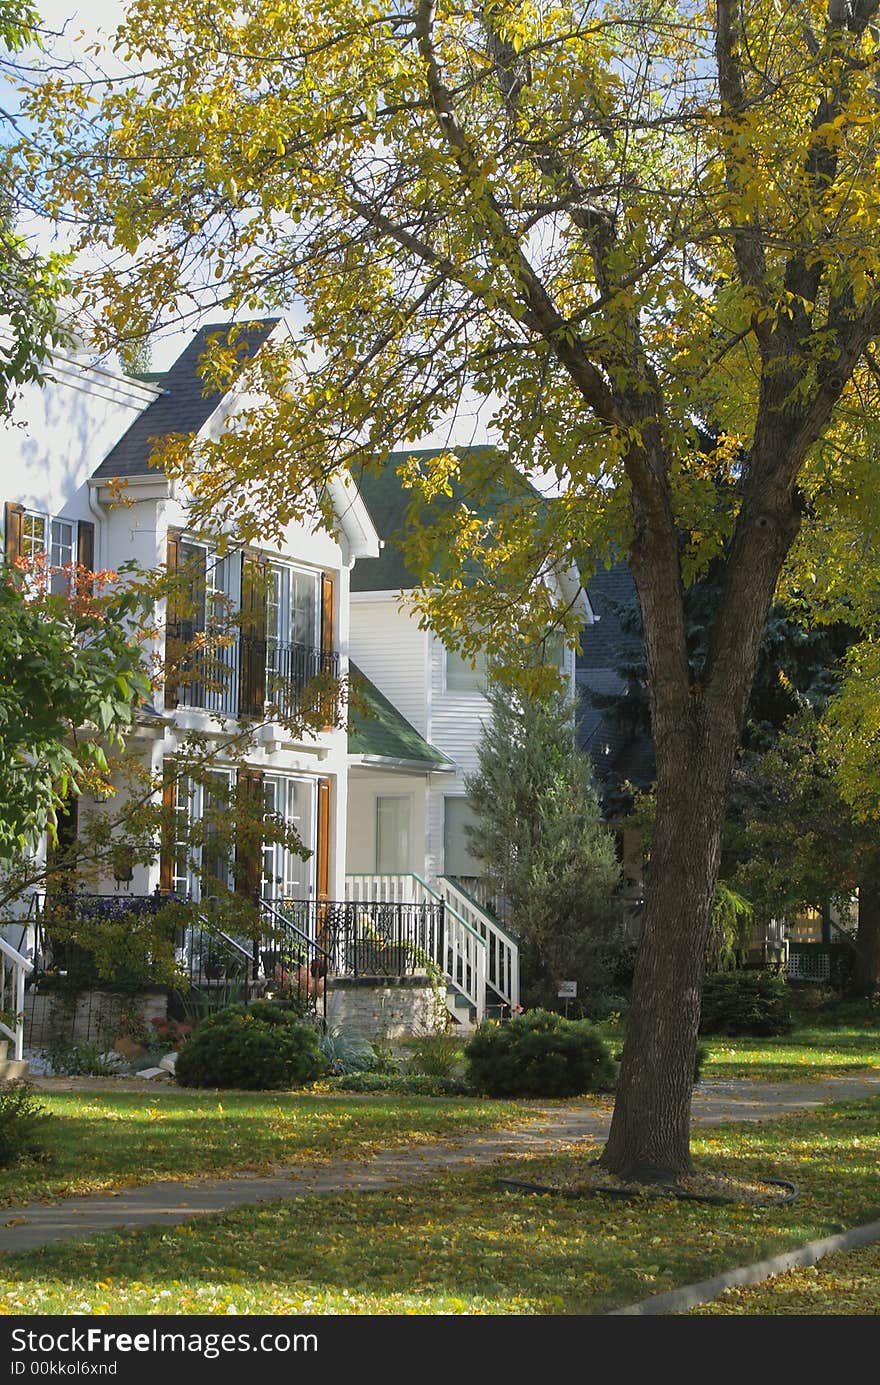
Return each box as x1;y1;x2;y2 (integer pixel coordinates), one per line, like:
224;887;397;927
1;1072;877;1256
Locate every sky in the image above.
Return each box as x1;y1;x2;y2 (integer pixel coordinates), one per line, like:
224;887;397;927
4;0;501;446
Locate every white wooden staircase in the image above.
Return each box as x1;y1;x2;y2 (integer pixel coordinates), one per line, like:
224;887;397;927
344;874;519;1027
0;935;33;1079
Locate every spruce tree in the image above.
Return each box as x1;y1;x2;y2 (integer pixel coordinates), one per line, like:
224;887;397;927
465;684;622;1010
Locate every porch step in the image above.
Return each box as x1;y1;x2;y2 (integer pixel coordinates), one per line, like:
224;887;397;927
445;984;477;1030
0;1058;29;1082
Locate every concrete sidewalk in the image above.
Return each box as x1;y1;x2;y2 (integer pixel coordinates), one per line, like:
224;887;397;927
1;1072;877;1256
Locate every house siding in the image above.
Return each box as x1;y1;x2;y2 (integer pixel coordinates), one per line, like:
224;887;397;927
348;595;429;736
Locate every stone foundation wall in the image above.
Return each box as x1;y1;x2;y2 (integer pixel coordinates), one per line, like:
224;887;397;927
24;989;167;1050
326;974;443;1041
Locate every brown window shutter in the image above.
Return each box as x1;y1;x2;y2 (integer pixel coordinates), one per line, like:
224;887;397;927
76;519;95;595
160;766;177;894
235;767;265;899
321;573;335;656
4;502;24;568
239;551;267;717
320;573;336;726
316;777;332;903
164;531;181;710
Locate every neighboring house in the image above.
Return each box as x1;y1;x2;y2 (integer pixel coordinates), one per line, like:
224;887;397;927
575;560;849;978
343;455;591;1018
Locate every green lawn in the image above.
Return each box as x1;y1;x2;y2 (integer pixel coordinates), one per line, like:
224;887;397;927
594;1017;880;1081
700;1026;880;1081
692;1239;880;1314
2;1099;878;1315
0;1090;524;1207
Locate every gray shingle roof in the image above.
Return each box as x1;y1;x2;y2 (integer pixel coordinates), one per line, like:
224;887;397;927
92;320;278;480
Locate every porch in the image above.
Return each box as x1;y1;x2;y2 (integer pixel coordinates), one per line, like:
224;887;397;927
22;877;519;1047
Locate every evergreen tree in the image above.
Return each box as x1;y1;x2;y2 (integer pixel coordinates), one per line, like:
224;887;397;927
465;684;622;1009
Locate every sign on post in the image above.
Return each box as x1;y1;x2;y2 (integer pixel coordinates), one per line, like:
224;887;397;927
557;980;577;998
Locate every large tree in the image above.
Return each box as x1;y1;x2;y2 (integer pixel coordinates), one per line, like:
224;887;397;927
28;0;880;1180
0;1;69;416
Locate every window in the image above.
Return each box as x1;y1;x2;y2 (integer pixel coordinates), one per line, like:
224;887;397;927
171;770;234;900
443;797;483;877
263;775;315;901
376;796;411;873
267;563;320;648
445;646;489;693
21;511;78;596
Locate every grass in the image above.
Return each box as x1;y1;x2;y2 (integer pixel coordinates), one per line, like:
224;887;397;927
699;1026;880;1081
595;1015;880;1081
1;1098;879;1315
0;1090;525;1208
692;1239;880;1314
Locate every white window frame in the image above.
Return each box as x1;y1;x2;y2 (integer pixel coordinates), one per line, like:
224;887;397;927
171;768;235;902
21;510;78;596
443;644;490;695
262;774;317;903
266;560;321;649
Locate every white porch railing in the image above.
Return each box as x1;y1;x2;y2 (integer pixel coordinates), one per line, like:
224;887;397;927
0;935;34;1062
344;873;489;1023
437;876;520;1013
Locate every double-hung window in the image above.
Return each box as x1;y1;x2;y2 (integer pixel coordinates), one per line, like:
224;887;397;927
21;511;78;596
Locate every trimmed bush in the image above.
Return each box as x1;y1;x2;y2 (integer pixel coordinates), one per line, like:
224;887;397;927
0;1082;51;1167
465;1008;616;1098
174;1000;325;1089
699;971;793;1037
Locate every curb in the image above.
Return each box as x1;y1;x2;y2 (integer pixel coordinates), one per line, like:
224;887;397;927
607;1215;880;1314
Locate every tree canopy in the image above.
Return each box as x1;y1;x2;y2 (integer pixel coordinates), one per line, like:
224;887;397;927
0;0;70;416
0;568;149;854
24;0;880;1179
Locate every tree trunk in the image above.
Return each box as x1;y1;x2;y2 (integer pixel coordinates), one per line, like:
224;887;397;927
599;722;734;1183
854;864;880;996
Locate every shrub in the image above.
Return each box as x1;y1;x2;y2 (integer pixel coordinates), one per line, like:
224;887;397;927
174;1000;326;1089
323;1072;470;1096
464;1008;616;1098
699;971;793;1037
0;1082;52;1167
404;1033;463;1078
45;1039;116;1076
319;1030;382;1076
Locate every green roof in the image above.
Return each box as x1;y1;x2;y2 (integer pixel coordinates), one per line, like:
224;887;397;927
348;663;452;767
350;447;537;592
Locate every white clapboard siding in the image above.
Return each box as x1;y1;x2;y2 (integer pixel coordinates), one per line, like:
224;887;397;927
349;596;430;735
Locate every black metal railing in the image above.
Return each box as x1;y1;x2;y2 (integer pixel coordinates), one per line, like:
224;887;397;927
170;629;339;721
34;892;447;1032
269;898;445;979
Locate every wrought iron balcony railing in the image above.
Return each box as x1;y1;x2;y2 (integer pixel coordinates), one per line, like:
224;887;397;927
168;629;339;721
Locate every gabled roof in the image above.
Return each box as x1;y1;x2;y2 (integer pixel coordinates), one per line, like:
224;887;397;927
348;662;452;769
91;319;278;481
350;447;500;592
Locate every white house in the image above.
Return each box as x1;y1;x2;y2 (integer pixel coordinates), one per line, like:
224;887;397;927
1;329;539;1059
